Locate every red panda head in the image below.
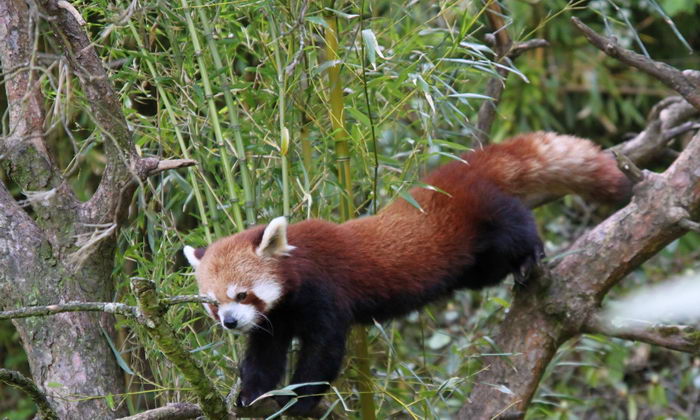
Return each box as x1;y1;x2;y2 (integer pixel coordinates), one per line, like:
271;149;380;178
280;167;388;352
184;216;295;332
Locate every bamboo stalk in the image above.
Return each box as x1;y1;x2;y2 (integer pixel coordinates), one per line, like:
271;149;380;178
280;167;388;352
127;22;213;243
193;0;257;227
300;58;315;182
325;13;377;420
325;15;353;222
266;6;291;217
181;0;245;232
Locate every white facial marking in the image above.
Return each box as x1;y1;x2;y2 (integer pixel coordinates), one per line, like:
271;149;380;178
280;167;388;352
183;245;201;268
219;302;257;331
226;284;243;299
252;280;282;308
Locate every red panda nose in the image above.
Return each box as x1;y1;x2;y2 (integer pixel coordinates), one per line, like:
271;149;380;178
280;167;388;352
222;316;238;329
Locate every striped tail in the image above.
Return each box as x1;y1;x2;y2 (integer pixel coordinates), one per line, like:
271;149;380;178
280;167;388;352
471;132;632;204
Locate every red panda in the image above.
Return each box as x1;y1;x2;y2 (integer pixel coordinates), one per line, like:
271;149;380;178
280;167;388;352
183;132;631;415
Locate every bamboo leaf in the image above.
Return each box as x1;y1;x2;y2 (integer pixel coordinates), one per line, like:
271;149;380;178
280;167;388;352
100;326;134;375
324;7;359;20
396;189;425;213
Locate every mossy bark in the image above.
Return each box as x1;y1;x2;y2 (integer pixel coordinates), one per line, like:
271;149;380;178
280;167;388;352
0;0;142;417
132;279;228;420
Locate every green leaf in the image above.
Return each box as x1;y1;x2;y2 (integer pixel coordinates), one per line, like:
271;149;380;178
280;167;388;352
105;393;115;410
362;29;390;71
305;16;329;29
396;189;424;213
447;93;494;100
489;297;510;309
100;326;134;375
324;8;359;20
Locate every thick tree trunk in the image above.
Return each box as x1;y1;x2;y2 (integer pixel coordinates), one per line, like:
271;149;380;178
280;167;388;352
0;0;128;417
0;188;127;418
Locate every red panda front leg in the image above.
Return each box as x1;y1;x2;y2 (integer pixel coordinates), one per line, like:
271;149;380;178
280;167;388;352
237;325;294;408
280;322;350;416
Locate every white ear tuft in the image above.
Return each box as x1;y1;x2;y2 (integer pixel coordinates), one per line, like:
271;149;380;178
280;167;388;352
256;216;296;258
183;245;202;268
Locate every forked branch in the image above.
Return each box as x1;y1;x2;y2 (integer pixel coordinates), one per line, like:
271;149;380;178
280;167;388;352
572;17;700;111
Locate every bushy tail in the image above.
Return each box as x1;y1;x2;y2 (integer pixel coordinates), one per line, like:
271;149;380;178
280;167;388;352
472;132;631;204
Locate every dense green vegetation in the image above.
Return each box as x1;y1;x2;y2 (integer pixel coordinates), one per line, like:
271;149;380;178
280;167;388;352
2;1;700;418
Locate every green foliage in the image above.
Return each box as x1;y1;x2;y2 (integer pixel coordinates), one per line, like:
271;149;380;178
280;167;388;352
2;0;700;418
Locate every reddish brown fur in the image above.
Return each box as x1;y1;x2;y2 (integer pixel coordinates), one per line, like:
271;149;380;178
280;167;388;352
201;132;630;310
192;132;631;415
263;132;630;308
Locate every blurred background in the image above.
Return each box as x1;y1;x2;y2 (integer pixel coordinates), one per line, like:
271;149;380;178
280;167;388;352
2;0;700;418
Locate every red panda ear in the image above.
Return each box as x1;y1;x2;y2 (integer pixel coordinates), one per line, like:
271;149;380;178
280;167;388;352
256;216;296;258
183;245;207;268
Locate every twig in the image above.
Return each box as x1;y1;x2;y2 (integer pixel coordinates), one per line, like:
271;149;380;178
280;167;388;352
137;158;198;177
117;403;203;420
612;150;644;184
662;121;700;142
0;369;59;420
0;301;138;320
0;295;217;321
153;158;198;174
679;218;700;233
56;0;84;25
572;17;700;111
583;314;700;354
509;38;549;59
474;3;548;143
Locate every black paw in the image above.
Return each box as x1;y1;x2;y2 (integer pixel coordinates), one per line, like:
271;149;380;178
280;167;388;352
236;388;265;408
513;241;545;286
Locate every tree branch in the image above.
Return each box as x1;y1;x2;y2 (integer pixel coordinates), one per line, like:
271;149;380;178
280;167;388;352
474;1;548;144
32;0;145;226
460;131;700;418
572;17;700;111
131;278;229;420
0;369;59;420
0;295;217;322
117;403;204;420
583;314;700;354
0;0;77;224
0;301;139;320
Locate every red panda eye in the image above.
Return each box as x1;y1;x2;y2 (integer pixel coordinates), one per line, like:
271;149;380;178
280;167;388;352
236;292;247;302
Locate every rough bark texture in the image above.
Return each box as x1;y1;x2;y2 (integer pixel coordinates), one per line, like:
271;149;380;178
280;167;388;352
458;19;700;416
459;135;700;419
0;1;129;418
0;1;197;418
